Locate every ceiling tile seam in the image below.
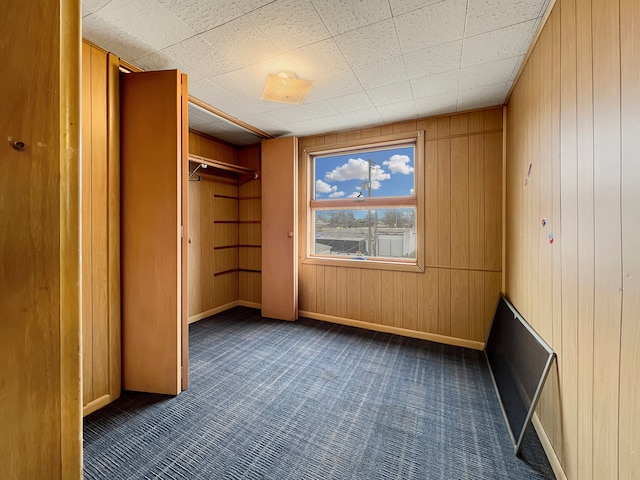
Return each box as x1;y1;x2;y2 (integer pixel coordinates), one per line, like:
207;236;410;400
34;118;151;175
456;0;471;111
389;16;414;105
462;16;541;41
328;22;374;110
235;0;278;15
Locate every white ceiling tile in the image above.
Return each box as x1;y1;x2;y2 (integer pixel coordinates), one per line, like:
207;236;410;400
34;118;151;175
466;0;548;37
458;56;521;90
156;0;245;34
82;0;111;17
233;0;275;14
395;0;467;53
207;69;266;102
340;108;384;128
311;0;391;35
462;19;538;67
303;70;363;103
248;0;331;52
201;16;280;69
161;36;237;80
95;0;195;50
133;50;190;74
388;0;441;17
268;101;339;123
188;78;235;108
411;70;460;99
285;39;350;79
367;81;414;107
328;92;375;114
287;115;353;136
404;40;463;80
376;101;418;123
351;56;408;90
83;14;157;62
414;92;459;118
243;113;290;135
457;82;512;111
242;55;299;84
335;19;401;68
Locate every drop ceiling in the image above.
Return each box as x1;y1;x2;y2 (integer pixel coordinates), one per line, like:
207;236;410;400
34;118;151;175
82;0;551;146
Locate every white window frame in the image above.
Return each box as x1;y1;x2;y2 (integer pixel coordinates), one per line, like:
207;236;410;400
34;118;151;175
303;131;425;272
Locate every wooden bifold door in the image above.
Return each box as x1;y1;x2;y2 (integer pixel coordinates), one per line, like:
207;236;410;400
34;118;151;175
120;69;189;395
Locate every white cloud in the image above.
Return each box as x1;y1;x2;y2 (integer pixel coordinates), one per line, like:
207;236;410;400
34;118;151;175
409;188;415;195
348;191;362;198
324;158;391;183
369;180;382;190
316;179;337;194
383;154;414;174
329;191;345;198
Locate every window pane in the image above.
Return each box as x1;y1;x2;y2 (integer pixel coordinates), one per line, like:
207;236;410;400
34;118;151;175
314;146;415;200
314;208;417;259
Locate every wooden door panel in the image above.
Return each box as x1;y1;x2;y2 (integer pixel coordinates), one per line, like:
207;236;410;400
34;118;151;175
120;70;184;395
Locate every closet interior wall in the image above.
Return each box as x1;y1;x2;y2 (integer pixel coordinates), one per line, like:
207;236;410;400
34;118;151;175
188;132;262;322
238;144;262;306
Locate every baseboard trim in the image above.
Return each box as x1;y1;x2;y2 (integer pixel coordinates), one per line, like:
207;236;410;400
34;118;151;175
236;300;261;309
298;311;485;350
532;412;567;480
83;394;111;417
189;301;262;324
189;302;240;324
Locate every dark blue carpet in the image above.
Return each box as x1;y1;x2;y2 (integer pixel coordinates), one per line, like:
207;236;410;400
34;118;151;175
84;307;554;479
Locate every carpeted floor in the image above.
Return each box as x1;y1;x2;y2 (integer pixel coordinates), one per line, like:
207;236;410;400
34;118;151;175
84;307;555;479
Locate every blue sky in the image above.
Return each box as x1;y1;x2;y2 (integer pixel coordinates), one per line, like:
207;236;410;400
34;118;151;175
314;146;415;199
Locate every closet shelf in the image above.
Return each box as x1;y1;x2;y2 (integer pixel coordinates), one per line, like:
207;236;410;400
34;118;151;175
189;153;260;181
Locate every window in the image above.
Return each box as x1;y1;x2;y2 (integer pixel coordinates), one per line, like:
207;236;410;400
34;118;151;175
305;131;424;271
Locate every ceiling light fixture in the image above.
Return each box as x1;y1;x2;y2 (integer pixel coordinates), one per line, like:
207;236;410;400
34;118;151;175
260;71;314;105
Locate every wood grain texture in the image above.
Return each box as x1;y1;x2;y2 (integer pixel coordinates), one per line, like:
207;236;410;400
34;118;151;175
106;52;122;408
619;0;640;477
591;0;622;477
575;0;595;476
559;0;579;474
262;137;298;320
451;136;469;268
120;70;183;395
505;0;635;477
1;0;81;476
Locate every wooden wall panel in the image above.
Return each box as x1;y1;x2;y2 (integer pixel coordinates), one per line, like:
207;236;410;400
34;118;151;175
80;41;120;415
619;1;640;478
451;137;469;268
559;0;579;475
506;0;637;477
297;107;503;349
575;0;595;478
1;0;81;475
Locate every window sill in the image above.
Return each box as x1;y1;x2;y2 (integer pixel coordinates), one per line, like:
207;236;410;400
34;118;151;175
302;255;424;273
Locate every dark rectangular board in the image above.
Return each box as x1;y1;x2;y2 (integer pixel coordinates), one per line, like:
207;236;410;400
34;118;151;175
484;294;555;455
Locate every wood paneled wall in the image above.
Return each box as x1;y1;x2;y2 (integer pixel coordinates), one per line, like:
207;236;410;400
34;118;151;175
188;132;242;320
81;41;121;416
238;144;262;305
297;108;503;348
0;0;81;476
505;0;639;478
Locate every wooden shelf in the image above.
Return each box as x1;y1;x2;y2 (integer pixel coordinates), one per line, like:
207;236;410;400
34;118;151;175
189;153;260;181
